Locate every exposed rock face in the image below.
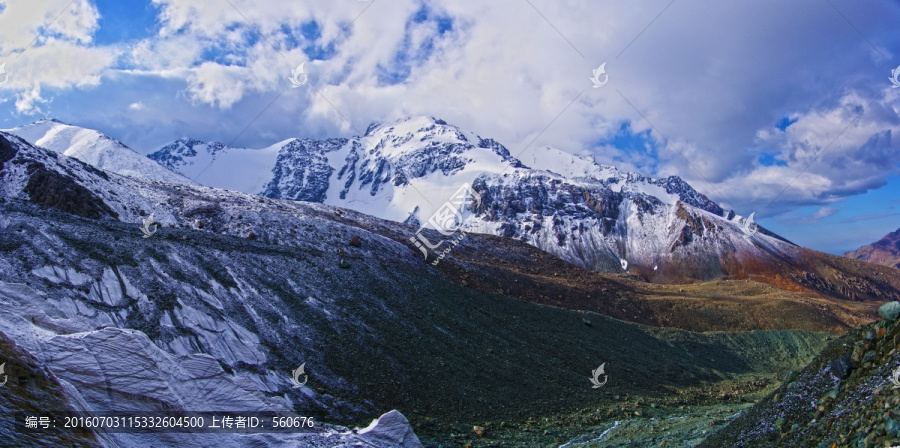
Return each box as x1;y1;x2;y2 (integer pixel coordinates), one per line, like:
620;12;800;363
0;134;429;447
147;116;789;279
0;133;17;166
845;228;900;269
148;138;225;169
262;138;344;203
0;280;422;448
24;164;118;220
0;327;105;448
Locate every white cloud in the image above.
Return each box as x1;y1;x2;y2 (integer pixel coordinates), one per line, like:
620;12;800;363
130;34;204;71
0;0;115;112
0;0;99;52
810;206;839;221
15;84;43;113
5;0;900;221
185;62;248;109
717;88;900;214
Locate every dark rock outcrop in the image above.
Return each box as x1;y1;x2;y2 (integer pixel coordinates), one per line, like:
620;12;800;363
24;165;117;220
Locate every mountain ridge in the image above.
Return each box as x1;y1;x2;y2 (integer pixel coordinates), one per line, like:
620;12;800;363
0;130;845;447
4;119;191;185
8;117;891;304
146;115;787;280
844;228;900;269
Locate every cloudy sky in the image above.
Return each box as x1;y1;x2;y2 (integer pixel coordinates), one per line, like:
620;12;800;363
1;0;899;254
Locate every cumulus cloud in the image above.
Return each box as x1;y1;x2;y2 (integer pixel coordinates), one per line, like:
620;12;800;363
4;0;900;220
717;88;900;214
0;0;116;112
14;84;44;114
0;0;99;51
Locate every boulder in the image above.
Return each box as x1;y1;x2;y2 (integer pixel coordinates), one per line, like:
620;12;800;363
829;351;852;379
879;301;900;322
357;410;424;448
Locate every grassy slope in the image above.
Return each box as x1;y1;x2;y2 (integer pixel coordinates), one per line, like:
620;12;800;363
406;230;883;334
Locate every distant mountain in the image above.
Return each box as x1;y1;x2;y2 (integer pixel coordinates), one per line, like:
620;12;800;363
150;116;790;280
844;228;900;269
5;119;191;185
147;136;285;192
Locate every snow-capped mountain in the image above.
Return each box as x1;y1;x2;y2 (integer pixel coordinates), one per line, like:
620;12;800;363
5;119;191;185
150;116;789;277
4;130;878;447
148;137;286;192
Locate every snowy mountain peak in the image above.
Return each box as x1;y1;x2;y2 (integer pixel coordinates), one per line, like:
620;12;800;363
358;116;477;158
523;146;622;180
14;115;768;275
150;137;229;170
146;115;766;273
4;120;191;185
365;115;452;137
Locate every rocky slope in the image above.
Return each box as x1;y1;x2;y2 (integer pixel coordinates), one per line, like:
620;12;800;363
699;302;900;448
428;231;893;333
14;117;890;305
845;228;900;269
0;131;842;447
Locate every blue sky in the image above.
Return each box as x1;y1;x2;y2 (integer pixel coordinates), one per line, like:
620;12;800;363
0;0;899;254
91;0;157;46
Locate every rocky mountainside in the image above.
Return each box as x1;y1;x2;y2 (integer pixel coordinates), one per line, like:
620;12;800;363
146;116;795;281
845;228;900;269
700;302;900;448
9;117;898;303
0;131;850;447
4;119;191;185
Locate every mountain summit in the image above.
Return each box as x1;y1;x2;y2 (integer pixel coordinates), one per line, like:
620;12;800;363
4;119;190;185
845;228;900;269
147;116;783;279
